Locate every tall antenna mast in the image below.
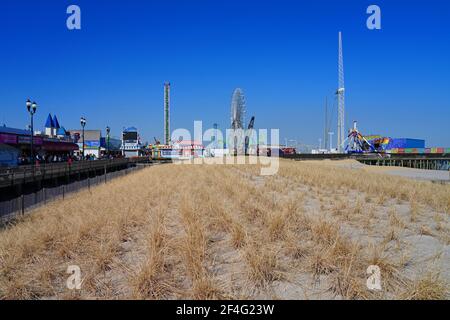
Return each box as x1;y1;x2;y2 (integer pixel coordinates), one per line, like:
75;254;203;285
337;31;345;153
164;82;171;145
324;97;328;151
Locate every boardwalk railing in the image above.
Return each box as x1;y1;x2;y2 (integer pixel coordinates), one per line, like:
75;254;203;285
282;153;450;171
0;157;150;188
0;164;148;222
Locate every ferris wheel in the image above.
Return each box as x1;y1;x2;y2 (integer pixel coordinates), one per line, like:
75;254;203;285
230;88;246;130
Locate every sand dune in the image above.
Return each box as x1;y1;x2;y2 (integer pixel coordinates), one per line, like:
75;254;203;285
0;159;448;299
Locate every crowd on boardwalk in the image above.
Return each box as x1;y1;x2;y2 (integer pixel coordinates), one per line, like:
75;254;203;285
17;153;124;166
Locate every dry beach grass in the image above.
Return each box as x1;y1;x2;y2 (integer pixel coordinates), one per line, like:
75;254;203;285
0;159;448;299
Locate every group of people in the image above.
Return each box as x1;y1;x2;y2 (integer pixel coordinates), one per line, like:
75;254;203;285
18;152;124;166
18;154;74;165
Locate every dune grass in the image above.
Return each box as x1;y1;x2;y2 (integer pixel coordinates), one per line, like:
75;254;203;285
0;159;448;299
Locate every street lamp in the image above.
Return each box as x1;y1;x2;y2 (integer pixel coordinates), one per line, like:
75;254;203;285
80;117;86;160
106;126;110;157
26;99;37;164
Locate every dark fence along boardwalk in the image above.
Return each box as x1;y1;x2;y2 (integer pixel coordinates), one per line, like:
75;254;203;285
0;157;155;222
0;157;148;188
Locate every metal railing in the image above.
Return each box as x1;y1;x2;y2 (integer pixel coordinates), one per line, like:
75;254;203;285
0;165;147;223
0;157;150;188
281;153;450;171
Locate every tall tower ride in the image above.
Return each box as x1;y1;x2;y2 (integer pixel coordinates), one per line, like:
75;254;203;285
337;32;345;153
164;82;171;145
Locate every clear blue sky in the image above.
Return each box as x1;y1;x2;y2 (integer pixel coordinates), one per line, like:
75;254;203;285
1;0;449;147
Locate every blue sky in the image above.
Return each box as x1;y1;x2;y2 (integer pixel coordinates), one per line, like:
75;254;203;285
1;0;449;147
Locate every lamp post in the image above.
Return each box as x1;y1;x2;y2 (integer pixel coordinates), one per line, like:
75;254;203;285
80;117;86;160
106;126;110;157
26;99;37;165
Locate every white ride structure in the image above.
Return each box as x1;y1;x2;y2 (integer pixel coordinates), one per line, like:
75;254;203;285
337;31;346;153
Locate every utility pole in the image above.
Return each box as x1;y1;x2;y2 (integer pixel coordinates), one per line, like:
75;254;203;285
328;132;334;152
